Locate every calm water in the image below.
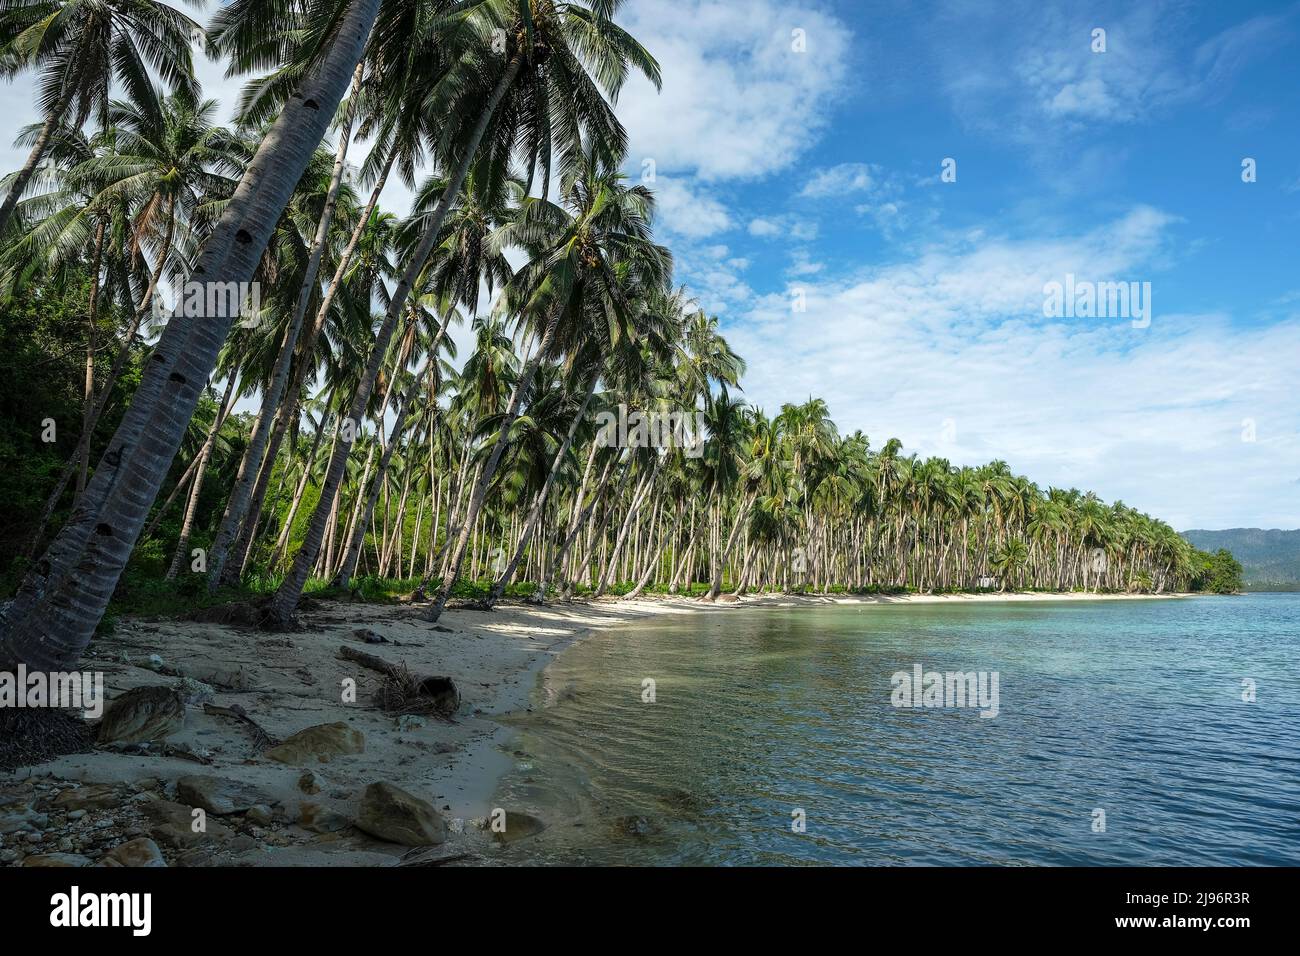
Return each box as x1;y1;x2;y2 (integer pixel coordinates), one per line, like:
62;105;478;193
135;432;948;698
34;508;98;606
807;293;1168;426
490;594;1300;865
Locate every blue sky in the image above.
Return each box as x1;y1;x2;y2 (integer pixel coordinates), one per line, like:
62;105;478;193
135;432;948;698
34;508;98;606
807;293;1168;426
2;0;1296;529
605;0;1300;530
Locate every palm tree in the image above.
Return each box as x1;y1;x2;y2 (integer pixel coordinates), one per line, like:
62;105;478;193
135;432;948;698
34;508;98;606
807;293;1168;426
0;0;199;235
0;0;380;670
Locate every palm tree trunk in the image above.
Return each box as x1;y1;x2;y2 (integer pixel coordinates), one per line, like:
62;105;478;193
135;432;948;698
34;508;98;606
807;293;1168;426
206;63;365;590
0;0;381;670
164;375;239;580
0;87;74;236
334;366;424;588
422;313;556;621
488;376;597;604
267;53;524;628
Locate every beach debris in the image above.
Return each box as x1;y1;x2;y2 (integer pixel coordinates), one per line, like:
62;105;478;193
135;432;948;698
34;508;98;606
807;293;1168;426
355;782;447;846
97;686;186;744
352;628;391;644
265;721;365;765
397;847;472;867
99;837;166;868
337;645;460;718
202;701;279;749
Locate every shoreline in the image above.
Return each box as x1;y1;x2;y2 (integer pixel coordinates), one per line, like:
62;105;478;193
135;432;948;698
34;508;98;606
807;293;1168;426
2;589;1188;866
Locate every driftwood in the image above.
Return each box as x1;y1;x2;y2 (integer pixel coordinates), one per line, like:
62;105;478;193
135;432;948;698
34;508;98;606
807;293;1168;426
336;645;460;718
202;702;280;749
397;848;472;867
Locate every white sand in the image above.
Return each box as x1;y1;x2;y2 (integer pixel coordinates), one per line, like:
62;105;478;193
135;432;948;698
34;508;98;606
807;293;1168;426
11;589;1183;865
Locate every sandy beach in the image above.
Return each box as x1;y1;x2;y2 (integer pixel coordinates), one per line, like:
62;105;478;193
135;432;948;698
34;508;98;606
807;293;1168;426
1;590;1184;867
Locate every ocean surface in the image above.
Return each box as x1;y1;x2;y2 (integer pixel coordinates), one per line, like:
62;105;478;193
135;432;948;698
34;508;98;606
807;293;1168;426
489;594;1299;865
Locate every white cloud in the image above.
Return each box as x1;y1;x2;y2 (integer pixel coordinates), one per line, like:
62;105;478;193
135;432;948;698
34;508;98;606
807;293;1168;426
618;0;851;181
721;207;1300;528
651;177;732;238
800;162;876;198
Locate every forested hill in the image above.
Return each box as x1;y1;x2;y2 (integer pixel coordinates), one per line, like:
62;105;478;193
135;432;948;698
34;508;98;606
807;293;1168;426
1181;529;1300;589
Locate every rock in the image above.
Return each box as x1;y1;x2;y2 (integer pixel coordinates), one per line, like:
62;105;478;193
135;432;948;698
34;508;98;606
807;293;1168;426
175;775;273;816
246;805;274;826
394;714;427;733
490;811;547;844
21;852;90;867
297;770;324;795
53;784;122;812
0;807;47;835
96;686;186;744
355;783;446;846
0;848;17;864
353;628;388;644
99;837;166;868
265;722;364;765
66;810;87;821
140;800;235;849
293;801;352;834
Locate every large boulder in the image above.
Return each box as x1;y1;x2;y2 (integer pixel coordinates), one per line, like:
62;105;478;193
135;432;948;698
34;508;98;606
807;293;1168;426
140;799;236;850
265;722;364;765
97;686;186;744
355;783;446;846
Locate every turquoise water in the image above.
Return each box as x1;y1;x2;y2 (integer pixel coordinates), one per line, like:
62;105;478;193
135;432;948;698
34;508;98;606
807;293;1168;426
490;594;1299;865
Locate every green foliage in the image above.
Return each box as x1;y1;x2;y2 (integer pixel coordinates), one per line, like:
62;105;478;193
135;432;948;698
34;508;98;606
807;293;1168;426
1188;548;1244;594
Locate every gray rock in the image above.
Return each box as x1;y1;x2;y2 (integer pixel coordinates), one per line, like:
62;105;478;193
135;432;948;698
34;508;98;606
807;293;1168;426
52;784;122;812
355;783;446;846
0;807;47;835
175;775;273;816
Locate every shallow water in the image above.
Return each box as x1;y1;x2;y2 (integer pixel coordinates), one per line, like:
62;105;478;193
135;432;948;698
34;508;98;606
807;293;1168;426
488;594;1300;865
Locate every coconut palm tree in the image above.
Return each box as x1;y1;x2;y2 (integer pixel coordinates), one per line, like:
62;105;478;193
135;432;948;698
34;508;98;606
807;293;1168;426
0;0;200;235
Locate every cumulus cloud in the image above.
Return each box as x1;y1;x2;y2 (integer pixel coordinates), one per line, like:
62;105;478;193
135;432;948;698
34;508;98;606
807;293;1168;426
721;207;1300;528
617;0;851;181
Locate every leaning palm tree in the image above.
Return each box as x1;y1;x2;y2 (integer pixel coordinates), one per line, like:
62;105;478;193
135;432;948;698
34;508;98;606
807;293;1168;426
0;0;200;235
0;0;381;671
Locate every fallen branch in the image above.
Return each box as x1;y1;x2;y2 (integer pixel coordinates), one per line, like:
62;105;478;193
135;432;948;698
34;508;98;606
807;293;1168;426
202;702;280;749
